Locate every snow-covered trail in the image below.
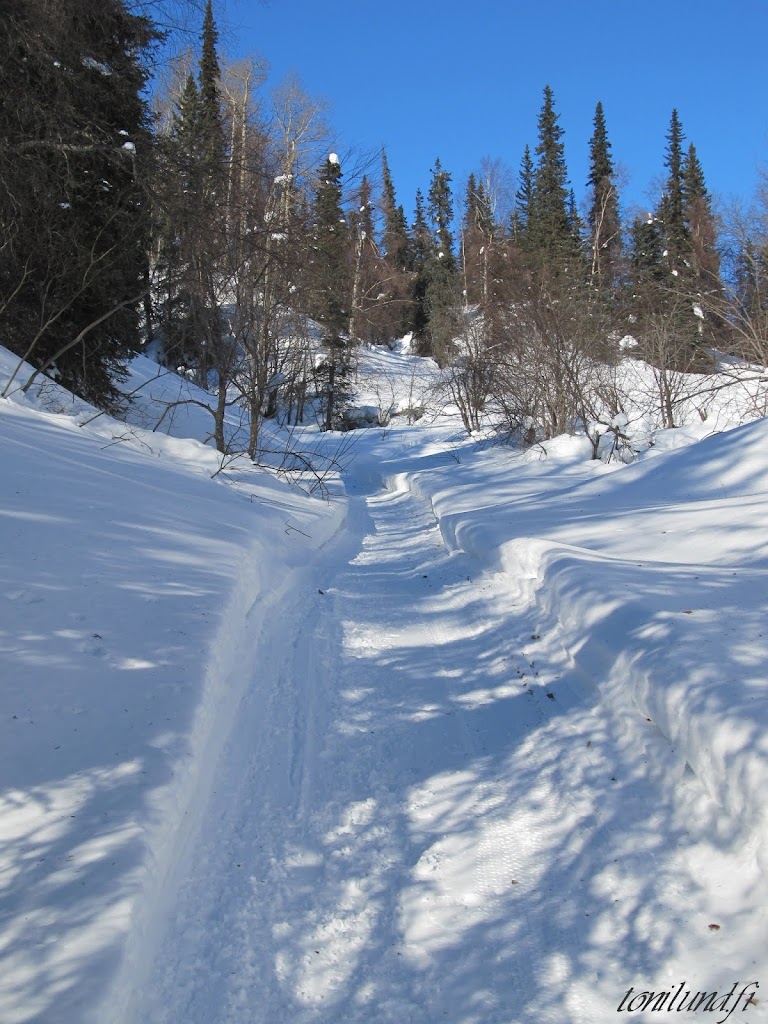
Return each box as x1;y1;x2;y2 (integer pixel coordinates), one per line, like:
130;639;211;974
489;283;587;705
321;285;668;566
122;457;763;1024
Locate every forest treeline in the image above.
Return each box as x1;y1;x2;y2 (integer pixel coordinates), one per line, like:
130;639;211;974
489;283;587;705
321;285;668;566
1;0;767;451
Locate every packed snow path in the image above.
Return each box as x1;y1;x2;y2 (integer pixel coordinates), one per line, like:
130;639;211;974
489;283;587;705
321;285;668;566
123;464;764;1024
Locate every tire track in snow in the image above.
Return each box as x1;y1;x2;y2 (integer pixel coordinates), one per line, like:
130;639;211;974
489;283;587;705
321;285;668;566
123;467;543;1022
276;472;558;1020
122;456;751;1024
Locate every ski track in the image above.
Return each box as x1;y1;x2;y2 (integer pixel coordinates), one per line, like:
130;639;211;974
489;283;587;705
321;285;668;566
127;468;765;1024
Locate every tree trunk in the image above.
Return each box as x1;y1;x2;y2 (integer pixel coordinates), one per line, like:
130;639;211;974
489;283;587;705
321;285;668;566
213;379;227;453
324;359;336;431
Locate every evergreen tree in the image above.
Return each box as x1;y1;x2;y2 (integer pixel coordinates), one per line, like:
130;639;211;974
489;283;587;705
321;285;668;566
427;159;456;268
682;143;720;286
348;174;382;344
154;2;230;391
354;174;376;247
163;3;227;393
463;173;478;233
380;150;410;272
460;168;508;400
629;214;665;285
310;154;351;429
379;149;413;338
198;0;226;192
567;189;584;253
512;144;535;245
681;142;725;347
154;73;206;369
172;74;204;197
424;159;461;361
682;142;707;205
409;189;432;345
645;114;719;362
461;173;479;305
587;101;622;287
462;173;494;306
658;109;689;276
0;0;157;407
529;85;573;264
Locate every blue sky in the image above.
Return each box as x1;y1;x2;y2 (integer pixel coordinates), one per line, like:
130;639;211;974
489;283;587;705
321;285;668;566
224;0;767;223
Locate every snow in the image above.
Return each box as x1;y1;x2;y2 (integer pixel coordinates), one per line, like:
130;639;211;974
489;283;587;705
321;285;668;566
1;342;767;1023
408;422;768;860
82;57;112;76
0;350;343;1023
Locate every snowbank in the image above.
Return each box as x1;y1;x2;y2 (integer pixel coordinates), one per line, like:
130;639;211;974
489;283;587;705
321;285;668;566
406;418;768;871
0;352;344;1023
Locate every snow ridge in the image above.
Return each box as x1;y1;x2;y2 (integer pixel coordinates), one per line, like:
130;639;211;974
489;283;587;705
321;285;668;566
404;423;768;876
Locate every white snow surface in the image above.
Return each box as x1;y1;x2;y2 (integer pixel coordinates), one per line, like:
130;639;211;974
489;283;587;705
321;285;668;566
1;342;767;1023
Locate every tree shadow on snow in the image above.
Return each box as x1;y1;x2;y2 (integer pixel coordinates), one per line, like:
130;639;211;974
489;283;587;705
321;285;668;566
260;482;766;1023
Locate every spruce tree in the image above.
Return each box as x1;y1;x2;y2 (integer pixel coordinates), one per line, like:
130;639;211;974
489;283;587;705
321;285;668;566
380;150;411;272
682;143;724;347
155;73;206;368
629;214;665;285
198;0;226;194
348;174;381;344
354;175;376;249
587;101;621;287
155;2;230;391
461;173;479;305
529;85;573;265
658;109;689;276
0;0;157;407
682;143;707;206
379;149;413;339
409;189;432;346
427;159;456;269
310;154;351;429
567;189;584;253
461;169;508;377
463;173;478;230
682;143;720;286
649;114;718;362
512;145;535;246
152;2;252;449
172;75;204;197
424;160;461;362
